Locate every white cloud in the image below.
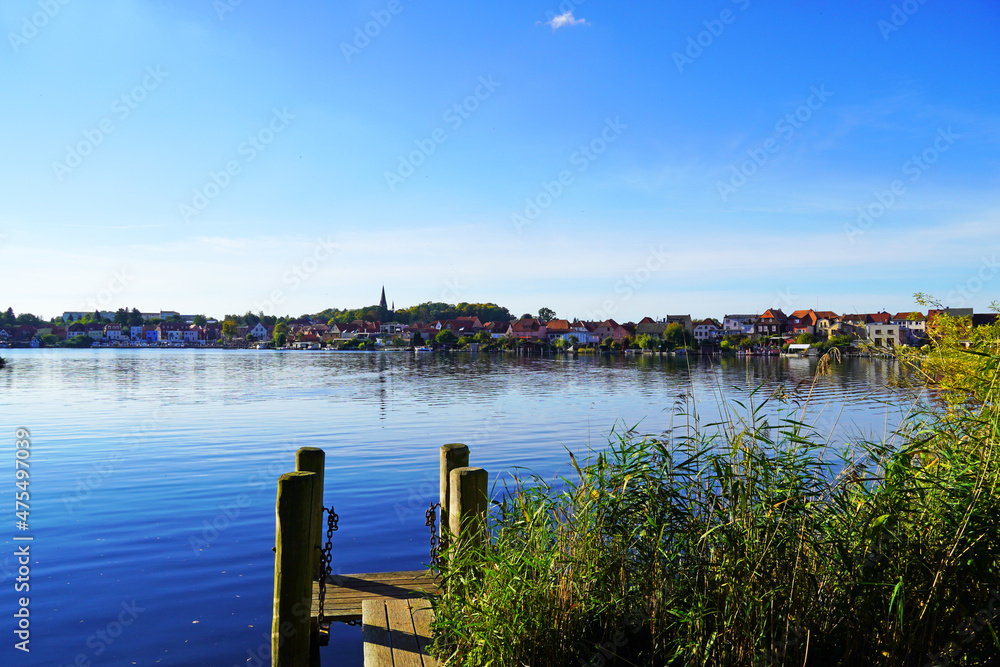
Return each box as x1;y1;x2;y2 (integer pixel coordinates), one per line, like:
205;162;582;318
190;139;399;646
544;11;588;31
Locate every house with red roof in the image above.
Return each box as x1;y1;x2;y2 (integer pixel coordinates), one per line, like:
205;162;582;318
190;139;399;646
787;310;818;336
754;309;787;339
693;319;721;341
892;312;926;345
510;318;547;339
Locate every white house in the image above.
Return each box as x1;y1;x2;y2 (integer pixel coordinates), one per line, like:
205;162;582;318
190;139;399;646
892;312;926;345
722;314;759;335
866;323;900;348
249;322;270;340
104;324;124;341
693;320;721;341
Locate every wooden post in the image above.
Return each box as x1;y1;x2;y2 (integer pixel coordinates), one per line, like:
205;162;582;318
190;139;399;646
448;467;488;553
272;471;318;667
439;444;469;538
295;447;325;580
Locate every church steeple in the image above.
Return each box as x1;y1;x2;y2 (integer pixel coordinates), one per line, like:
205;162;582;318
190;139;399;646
379;286;387;310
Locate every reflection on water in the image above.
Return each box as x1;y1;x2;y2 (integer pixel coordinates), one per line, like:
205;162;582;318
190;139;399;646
0;349;921;666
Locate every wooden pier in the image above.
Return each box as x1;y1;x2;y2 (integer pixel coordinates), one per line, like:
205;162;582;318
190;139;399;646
271;443;486;667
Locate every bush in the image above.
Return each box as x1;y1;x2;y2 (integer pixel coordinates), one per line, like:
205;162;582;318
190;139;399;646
61;336;95;348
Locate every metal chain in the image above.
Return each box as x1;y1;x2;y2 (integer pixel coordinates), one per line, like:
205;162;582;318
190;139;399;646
426;502;442;567
317;504;339;626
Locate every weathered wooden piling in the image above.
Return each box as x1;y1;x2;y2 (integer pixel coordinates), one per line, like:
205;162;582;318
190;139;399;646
272;471;318;667
448;466;488;552
439;443;469;538
295;447;326;580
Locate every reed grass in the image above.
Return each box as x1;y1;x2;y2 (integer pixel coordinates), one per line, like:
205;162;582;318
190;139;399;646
430;341;1000;666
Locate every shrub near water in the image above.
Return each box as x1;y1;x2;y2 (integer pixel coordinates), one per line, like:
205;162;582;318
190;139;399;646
431;340;1000;665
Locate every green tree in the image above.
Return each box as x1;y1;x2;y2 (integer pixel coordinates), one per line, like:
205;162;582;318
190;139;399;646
636;334;655;351
221;319;238;339
114;308;129;326
436;330;459;346
193;315;208;326
664;323;695;350
538;307;556;322
474;331;493;345
128;308;144;327
568;335;579;347
412;332;424;346
796;333;817;345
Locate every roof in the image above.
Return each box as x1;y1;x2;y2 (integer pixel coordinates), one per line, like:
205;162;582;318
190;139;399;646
511;318;543;332
814;311;839;319
635;322;666;335
892;312;925;321
758;309;787;322
789;310;817;325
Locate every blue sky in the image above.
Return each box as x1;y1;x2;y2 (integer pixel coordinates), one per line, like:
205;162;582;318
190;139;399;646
2;0;998;321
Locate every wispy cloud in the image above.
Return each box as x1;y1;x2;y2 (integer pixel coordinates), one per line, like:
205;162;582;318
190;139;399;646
544;11;588;31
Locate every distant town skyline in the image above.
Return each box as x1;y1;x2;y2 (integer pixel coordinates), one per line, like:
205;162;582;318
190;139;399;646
3;1;997;318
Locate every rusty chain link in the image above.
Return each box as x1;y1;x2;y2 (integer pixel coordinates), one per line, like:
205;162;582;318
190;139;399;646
426;502;445;567
317;504;339;627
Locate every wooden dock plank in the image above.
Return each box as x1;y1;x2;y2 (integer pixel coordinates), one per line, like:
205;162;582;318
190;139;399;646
408;599;437;666
386;599;423;667
362;598;437;667
361;600;394;667
313;570;441;622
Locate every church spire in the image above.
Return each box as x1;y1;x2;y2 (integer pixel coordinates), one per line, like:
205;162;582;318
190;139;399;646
379;286;387;310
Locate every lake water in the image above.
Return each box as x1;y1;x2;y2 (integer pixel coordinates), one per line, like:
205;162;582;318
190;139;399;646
0;349;922;666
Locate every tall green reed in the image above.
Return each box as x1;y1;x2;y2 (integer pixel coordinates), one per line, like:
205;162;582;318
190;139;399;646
431;349;1000;666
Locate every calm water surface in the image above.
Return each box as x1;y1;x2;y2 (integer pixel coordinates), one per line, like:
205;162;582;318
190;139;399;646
0;349;921;666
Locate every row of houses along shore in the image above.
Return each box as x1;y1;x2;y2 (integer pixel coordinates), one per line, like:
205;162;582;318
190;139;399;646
2;307;996;349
